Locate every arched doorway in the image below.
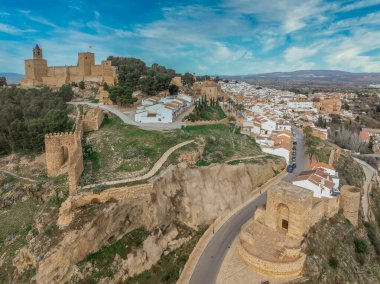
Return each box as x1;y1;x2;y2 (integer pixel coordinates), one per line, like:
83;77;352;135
62;146;69;164
277;203;289;233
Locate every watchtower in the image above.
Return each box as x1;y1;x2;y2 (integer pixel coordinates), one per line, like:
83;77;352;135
33;44;43;59
24;44;48;83
78;52;95;76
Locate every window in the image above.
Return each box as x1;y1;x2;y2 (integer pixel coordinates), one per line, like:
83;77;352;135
282;219;289;230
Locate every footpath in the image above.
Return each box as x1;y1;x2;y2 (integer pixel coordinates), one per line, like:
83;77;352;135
82;140;194;190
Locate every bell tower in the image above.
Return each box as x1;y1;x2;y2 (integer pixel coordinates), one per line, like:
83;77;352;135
33;44;43;59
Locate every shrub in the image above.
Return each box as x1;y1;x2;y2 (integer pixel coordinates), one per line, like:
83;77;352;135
354;238;368;254
79;81;85;90
329;257;339;269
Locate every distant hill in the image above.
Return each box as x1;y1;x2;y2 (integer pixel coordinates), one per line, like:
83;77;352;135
0;73;24;85
221;70;380;91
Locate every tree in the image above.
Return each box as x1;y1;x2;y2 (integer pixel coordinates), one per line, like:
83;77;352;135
342;101;350;110
57;84;74;102
303;126;313;137
0;76;7;87
315;115;327;129
78;81;85;90
139;65;173;96
168;84;179;96
0;87;71;155
109;85;137;106
182;72;195;87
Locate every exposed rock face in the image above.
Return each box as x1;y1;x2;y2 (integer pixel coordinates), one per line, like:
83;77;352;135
13;247;36;276
29;159;285;283
153;160;285;227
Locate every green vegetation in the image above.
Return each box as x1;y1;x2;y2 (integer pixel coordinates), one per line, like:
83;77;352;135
83;116;263;182
108;57;147;90
328;257;339;269
333;153;364;188
303;126;323;162
77;227;150;282
79;81;85;90
0;198;37;283
188;96;226;121
303;213;380;283
108;85;137;106
0;87;73;155
181;72;195;87
126;226;208;284
0;76;7;86
315;115;327;128
108;56;176;100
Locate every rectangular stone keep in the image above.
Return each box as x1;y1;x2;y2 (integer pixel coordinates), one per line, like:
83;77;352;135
265;182;314;238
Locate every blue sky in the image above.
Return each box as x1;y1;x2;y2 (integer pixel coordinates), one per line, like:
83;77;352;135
1;0;380;75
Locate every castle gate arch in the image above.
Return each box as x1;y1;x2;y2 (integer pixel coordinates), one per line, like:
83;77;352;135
277;203;290;233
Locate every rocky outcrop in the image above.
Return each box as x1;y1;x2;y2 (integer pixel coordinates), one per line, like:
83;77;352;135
13;247;36;276
29;158;285;283
153;160;285;227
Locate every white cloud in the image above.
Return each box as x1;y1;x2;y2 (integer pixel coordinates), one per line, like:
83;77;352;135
20;10;57;28
0;23;35;35
338;0;380;11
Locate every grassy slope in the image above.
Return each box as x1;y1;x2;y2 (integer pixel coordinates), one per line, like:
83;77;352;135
84;116;263;182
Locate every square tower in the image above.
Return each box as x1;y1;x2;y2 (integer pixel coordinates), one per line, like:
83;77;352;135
24;44;48;83
78;52;95;76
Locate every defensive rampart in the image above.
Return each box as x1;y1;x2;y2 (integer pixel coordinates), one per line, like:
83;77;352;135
45;108;103;194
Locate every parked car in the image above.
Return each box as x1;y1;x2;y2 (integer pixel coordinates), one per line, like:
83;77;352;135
291;162;296;169
287;165;294;173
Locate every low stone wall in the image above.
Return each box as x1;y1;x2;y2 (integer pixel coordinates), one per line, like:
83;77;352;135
83;108;104;131
184;118;229;126
237;241;306;278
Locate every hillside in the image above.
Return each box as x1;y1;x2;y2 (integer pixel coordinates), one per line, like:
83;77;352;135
222;70;380;91
0;73;24;85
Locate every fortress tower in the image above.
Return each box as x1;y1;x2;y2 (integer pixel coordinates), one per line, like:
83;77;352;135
22;44;48;86
21;44;116;87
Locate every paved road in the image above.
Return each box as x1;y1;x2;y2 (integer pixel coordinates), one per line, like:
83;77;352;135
189;127;307;284
353;157;378;222
282;127;307;182
69;101;193;131
189;193;268;284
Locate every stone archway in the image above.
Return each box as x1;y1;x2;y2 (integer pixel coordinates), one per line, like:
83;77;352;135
277;203;289;233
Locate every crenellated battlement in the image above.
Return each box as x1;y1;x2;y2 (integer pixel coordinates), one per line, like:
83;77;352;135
44;107;104;195
45;132;75;139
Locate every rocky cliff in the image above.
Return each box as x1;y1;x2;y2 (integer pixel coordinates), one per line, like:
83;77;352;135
16;158;286;283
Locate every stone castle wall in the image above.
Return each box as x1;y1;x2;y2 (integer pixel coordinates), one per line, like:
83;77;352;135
265;185;314;238
45;109;102;195
83;108;104;132
22;48;116;87
237;241;306;278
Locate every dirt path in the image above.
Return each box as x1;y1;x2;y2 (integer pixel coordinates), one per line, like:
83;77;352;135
82;140;194;190
0;168;37;183
354;158;377;222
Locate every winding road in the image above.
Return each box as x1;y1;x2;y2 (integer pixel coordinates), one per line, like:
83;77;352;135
69;101;193;131
187;127;306;284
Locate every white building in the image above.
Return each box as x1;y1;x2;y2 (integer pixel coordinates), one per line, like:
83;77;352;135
135;94;193;123
292;169;338;198
287;100;314;109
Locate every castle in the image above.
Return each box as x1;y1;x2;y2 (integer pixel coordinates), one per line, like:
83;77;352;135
237;181;360;278
21;45;116;87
